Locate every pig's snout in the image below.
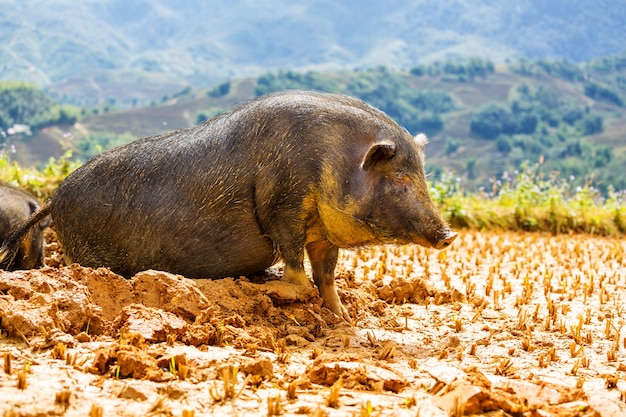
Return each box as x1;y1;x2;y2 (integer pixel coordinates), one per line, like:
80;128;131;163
434;229;458;249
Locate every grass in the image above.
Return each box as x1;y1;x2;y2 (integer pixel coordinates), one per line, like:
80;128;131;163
0;150;79;199
432;161;625;236
1;151;624;236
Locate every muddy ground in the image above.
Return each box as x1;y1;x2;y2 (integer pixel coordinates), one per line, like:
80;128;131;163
0;229;625;416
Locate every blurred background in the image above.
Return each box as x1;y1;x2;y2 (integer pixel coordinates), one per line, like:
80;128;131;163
1;0;625;194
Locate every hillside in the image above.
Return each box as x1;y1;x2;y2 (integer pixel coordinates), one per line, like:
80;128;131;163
1;0;626;106
6;56;626;194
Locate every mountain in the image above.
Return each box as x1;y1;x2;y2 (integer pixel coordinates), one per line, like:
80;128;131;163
2;0;626;105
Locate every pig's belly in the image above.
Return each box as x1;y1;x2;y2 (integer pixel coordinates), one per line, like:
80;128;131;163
59;208;279;279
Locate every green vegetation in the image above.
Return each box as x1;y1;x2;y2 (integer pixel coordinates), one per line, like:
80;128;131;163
431;162;625;236
255;70;343;96
0;82;80;132
209;81;232;98
470;83;601;139
509;58;586;82
75;132;136;162
510;57;626;106
0;151;79;199
255;67;455;136
195;108;226;125
443;137;462;155
410;57;495;81
466;80;626;195
584;81;623;106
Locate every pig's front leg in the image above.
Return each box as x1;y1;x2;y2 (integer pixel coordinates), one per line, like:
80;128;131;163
306;240;351;323
281;245;313;287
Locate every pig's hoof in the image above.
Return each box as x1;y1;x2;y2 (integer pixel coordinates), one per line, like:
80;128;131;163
340;307;353;325
324;298;353;325
330;306;353;325
282;268;313;287
320;284;353;324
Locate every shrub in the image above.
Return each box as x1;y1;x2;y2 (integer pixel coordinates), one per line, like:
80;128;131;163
209;81;231;97
444;137;461;155
577;114;603;135
470;103;513;139
584;82;623;106
496;136;511;154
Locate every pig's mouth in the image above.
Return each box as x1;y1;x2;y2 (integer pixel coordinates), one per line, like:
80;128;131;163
407;221;458;250
434;229;458;249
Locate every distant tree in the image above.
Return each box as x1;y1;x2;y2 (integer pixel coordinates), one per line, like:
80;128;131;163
509;58;534;76
466;57;495;79
194;108;224;125
578;113;603;135
170;86;192;99
536;59;585;82
254;70;341;96
517;113;538;134
195;112;209;125
417;112;444;136
344;67;453;134
470;102;513;139
209;81;231;97
443;60;463;75
410;57;493;81
560;106;584;125
593;146;613;168
409;90;456;113
444;137;461;155
0;81;81;131
563;140;583;158
0;112;10;131
496;136;511;155
466;158;477;179
0;81;56;130
41;105;81;127
590;53;626;72
409;65;426;76
533;85;560;109
584;82;623;106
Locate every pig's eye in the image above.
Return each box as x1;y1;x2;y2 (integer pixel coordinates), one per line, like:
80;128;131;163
392;173;410;189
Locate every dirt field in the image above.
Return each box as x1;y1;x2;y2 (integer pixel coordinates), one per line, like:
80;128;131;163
0;229;625;416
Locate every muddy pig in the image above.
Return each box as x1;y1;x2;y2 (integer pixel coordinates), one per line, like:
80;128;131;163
0;90;456;320
0;182;49;270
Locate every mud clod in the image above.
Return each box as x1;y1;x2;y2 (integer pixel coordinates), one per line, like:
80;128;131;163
115;304;188;343
240;358;273;379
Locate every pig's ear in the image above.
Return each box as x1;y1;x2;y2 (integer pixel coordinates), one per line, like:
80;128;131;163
414;133;429;148
362;140;396;170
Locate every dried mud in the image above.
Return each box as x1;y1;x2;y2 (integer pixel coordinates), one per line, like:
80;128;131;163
0;229;625;416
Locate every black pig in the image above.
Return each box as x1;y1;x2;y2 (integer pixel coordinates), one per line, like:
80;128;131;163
0;91;456;320
0;182;49;270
